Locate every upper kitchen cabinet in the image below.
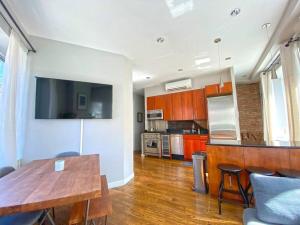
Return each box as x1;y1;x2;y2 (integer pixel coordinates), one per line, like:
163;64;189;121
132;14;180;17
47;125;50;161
219;82;233;95
171;92;183;120
204;84;219;97
147;96;156;110
164;94;173;121
205;82;232;97
192;89;207;120
155;95;165;110
181;91;194;120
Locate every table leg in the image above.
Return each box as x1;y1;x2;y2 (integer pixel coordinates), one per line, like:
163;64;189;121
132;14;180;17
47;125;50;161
84;199;91;225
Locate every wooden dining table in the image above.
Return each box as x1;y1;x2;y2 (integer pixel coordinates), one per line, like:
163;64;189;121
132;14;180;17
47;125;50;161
0;154;102;225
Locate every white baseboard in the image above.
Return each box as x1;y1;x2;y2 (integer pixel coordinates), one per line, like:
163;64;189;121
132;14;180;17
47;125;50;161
108;173;134;189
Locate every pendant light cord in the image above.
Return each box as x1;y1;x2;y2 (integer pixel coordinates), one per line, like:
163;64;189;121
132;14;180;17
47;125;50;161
217;40;223;87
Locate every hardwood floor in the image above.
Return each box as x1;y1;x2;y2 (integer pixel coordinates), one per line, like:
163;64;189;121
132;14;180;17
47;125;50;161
54;153;243;225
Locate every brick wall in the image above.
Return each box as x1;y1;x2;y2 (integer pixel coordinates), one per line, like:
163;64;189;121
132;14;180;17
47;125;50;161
236;83;264;144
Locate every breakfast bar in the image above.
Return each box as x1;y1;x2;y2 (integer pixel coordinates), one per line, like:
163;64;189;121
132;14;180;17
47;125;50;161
206;143;300;201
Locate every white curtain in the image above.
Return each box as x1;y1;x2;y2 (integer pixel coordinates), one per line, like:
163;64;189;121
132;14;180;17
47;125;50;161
0;30;30;168
261;69;290;144
280;42;300;142
261;71;273;145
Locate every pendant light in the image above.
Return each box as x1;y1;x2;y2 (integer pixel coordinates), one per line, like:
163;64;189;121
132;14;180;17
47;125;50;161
262;23;278;79
214;38;224;88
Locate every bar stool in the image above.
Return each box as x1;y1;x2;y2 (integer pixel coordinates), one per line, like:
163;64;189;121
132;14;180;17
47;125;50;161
217;164;248;215
277;169;300;178
245;166;275;204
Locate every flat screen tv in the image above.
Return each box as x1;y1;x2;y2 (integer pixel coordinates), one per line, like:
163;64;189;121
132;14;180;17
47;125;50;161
35;77;113;119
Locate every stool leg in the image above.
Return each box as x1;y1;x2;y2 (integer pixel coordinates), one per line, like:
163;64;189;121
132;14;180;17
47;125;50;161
218;171;225;215
249;192;254;205
236;173;249;208
245;181;251;205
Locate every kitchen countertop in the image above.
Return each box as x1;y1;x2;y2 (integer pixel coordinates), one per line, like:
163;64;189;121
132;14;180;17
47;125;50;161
207;141;300;149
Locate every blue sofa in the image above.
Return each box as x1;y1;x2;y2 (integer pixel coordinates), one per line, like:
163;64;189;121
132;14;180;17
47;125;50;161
243;174;300;225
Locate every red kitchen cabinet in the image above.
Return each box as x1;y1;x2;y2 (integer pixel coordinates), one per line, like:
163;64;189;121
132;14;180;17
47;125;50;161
181;91;194;120
164;94;173;121
205;82;233;97
147;96;156;110
192;89;207;120
205;84;219;97
171;92;183;120
219;82;233;95
183;135;209;160
155;95;165;110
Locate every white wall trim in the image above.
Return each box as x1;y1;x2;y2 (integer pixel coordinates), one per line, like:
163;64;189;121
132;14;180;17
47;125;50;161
108;173;134;189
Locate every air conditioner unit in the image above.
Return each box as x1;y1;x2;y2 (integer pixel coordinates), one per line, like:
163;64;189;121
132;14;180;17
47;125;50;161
165;79;192;92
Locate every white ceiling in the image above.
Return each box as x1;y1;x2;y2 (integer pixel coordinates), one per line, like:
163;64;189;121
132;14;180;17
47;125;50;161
7;0;289;91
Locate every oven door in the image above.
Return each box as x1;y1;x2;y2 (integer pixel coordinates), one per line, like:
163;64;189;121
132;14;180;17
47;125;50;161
147;109;163;120
144;138;161;156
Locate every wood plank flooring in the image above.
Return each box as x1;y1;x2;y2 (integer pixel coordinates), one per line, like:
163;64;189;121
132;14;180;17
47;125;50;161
54;153;243;225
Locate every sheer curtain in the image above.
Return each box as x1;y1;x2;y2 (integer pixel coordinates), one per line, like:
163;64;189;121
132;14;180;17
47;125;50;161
261;71;273;144
280;42;300;142
261;69;290;144
0;30;30;168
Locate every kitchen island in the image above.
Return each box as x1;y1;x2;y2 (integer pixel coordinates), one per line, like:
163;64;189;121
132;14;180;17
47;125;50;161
206;143;300;201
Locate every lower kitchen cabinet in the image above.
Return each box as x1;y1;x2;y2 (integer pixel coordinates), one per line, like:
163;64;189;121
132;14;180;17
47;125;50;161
183;135;208;160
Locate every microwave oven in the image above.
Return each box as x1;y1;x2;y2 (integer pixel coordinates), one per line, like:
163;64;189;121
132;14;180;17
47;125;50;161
147;109;163;120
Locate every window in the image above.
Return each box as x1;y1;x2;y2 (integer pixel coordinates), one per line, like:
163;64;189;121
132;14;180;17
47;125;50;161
270;64;290;141
0;59;3;94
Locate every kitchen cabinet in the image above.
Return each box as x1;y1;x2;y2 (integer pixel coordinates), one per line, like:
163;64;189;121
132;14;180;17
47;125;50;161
205;82;233;97
183;135;208;160
147;96;156;110
181;91;194;120
205;84;219;97
155;95;165;110
192;89;206;120
219;82;233;95
164;94;173;121
171;92;183;120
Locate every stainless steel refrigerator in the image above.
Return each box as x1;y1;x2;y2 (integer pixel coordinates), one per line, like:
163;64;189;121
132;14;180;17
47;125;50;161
207;95;240;145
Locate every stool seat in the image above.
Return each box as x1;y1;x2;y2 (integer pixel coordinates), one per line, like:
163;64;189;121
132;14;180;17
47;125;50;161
277;169;300;178
218;164;242;173
246;166;275;176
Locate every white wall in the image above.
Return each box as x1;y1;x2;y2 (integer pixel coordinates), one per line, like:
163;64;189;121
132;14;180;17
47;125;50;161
24;37;134;187
133;94;145;151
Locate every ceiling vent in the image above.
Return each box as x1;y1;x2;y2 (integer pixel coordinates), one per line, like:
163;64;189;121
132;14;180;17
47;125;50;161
165;78;192;92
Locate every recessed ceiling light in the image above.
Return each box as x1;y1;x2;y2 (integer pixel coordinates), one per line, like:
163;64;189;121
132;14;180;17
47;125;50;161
145;76;152;80
178;68;183;72
198;65;211;70
195;57;211;65
225;57;231;61
262;23;271;30
230;8;241;17
156;37;165;43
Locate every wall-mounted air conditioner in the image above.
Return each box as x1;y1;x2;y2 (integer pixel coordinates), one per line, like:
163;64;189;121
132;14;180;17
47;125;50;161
165;78;192;92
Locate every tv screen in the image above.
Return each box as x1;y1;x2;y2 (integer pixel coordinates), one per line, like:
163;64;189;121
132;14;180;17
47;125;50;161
35;77;113;119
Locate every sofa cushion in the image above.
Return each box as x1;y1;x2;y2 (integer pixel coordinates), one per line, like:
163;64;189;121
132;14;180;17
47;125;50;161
243;208;275;225
251;174;300;225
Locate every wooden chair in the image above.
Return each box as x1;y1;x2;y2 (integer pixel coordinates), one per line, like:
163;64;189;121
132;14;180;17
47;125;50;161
68;175;112;225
